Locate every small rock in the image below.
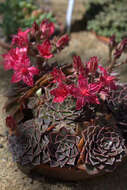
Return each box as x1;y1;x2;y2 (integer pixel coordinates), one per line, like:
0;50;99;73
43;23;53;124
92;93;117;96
0;144;4;148
0;133;4;137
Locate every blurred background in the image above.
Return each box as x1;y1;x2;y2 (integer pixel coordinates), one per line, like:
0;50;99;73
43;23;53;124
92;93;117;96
0;0;127;42
1;0;127;86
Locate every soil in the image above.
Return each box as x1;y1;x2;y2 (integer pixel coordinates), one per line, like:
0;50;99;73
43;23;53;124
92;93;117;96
0;0;127;190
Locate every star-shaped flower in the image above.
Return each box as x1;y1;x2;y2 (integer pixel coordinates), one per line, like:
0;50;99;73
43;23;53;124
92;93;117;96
40;19;55;38
11;56;39;87
70;74;100;110
98;65;117;90
50;83;70;103
37;40;53;59
12;28;30;47
2;47;27;70
51;67;66;84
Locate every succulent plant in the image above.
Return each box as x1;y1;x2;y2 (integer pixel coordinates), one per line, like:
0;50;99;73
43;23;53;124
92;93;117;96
48;127;79;168
106;84;127;142
78;122;127;175
8;119;50;166
8;119;79;168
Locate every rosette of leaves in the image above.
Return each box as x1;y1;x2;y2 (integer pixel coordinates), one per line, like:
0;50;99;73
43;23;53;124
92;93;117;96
28;94;80;168
8;116;79;168
48;127;79;168
106;84;127;142
78;123;127;175
8;119;51;166
31;95;82;133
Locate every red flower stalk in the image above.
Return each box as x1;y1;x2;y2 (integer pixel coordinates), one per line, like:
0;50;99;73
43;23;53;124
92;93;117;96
114;38;127;59
40;19;55;38
70;74;100;110
11;56;39;87
51;67;66;84
109;35;116;49
12;28;30;47
56;34;69;50
50;83;70;103
37;39;53;59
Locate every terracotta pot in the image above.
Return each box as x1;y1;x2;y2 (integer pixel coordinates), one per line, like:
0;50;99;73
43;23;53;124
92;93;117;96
91;31;110;44
5;67;127;182
18;163;96;181
17;158;127;181
6;109;127;182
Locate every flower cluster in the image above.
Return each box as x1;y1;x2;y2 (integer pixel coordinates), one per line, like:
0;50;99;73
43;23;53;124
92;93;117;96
2;20;69;86
2;21;127;112
50;56;117;110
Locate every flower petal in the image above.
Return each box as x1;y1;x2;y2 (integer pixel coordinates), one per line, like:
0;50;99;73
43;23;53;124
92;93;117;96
73;56;85;75
37;40;53;59
11;72;22;83
40;19;55;37
56;34;69;49
50;83;69;103
23;74;34;87
78;74;88;90
51;67;66;83
76;97;85;110
28;67;39;75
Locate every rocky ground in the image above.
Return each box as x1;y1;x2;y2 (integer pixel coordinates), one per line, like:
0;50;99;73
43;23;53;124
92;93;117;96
0;0;127;190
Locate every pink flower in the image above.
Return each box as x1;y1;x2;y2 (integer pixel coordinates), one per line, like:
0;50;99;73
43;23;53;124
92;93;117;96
56;34;69;50
100;74;116;90
40;19;55;38
2;47;27;70
73;56;85;75
50;83;70;103
2;49;17;70
12;28;30;47
70;75;100;110
98;65;116;90
87;56;98;73
88;82;102;94
11;56;39;87
51;67;66;83
37;40;53;59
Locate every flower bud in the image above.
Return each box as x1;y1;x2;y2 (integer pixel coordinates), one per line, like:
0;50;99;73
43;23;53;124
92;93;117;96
87;56;98;73
109;35;116;49
56;34;69;50
6;115;17;131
